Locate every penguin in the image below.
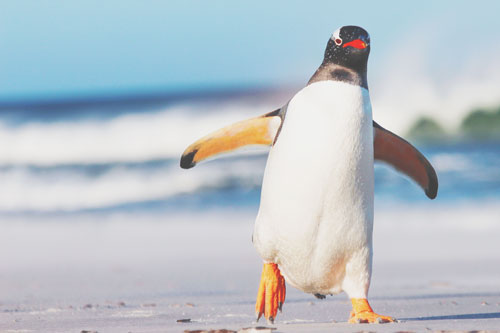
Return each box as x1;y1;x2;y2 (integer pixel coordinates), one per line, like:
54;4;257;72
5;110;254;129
180;26;438;324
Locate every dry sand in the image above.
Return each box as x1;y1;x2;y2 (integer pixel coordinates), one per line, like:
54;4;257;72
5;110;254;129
1;203;500;332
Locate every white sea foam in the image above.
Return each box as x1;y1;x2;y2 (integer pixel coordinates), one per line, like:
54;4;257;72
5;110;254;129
0;101;273;166
370;21;500;134
0;156;266;212
431;152;475;172
0;98;497;213
0;99;279;212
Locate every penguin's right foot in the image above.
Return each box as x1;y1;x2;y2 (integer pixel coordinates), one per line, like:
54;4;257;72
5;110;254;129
255;262;286;324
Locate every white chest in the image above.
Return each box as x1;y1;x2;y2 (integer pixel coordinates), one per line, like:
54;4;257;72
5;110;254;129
253;81;374;295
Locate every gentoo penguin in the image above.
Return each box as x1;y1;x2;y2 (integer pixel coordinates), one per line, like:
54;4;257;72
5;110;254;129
180;26;438;324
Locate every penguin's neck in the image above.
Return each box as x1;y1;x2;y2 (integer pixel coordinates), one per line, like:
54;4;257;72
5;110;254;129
308;63;368;90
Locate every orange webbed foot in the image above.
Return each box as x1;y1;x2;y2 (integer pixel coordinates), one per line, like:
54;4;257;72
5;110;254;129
255;263;286;324
348;298;395;324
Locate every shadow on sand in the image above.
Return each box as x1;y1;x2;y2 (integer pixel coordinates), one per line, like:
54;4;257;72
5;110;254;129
401;312;500;321
372;292;500;301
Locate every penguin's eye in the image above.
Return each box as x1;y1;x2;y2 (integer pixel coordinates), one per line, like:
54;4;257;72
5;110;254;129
334;38;342;46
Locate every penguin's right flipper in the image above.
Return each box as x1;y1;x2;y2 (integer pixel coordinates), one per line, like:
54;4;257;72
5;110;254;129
373;121;438;199
180;108;285;169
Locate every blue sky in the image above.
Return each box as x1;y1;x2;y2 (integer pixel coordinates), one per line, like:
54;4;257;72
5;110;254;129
1;0;499;112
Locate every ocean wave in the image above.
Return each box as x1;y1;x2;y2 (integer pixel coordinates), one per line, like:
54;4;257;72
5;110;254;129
1;95;499;214
0;100;275;166
431;152;475;172
0;155;267;212
3;147;499;213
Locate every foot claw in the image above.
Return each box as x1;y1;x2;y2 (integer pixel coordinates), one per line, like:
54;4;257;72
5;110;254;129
267;316;274;325
349;312;394;324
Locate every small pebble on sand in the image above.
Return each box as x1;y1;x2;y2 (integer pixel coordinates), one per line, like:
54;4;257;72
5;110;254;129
177;318;192;323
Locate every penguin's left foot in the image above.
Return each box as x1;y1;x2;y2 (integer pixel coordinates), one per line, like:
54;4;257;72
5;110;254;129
255;262;286;324
348;298;395;324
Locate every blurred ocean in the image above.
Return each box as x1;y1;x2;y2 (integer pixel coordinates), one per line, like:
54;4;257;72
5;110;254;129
0;90;499;217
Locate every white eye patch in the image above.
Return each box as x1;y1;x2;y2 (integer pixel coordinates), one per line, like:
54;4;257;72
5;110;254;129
331;27;341;41
331;27;343;45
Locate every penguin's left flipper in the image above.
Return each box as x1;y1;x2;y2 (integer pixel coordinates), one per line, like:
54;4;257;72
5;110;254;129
180;108;284;169
373;121;438;199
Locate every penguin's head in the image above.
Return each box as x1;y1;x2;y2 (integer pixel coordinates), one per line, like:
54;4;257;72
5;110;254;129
323;26;370;71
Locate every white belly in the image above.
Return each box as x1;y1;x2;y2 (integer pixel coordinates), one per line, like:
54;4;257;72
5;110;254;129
253;81;374;298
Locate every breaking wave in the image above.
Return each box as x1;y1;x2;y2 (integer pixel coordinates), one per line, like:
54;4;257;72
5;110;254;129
0;101;273;166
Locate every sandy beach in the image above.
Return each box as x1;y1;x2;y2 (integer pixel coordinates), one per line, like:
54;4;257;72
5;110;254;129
1;203;500;333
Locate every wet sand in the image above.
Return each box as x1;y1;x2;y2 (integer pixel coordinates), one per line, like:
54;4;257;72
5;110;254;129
1;204;500;332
